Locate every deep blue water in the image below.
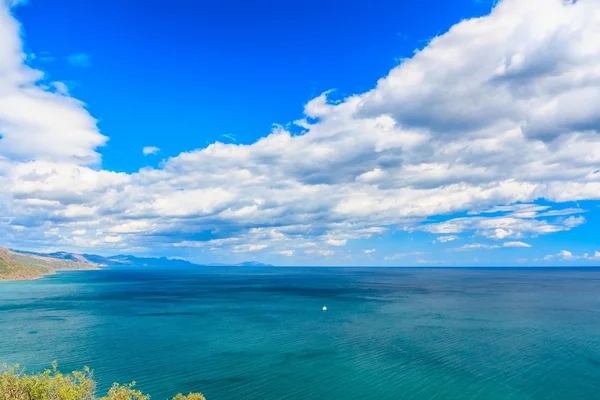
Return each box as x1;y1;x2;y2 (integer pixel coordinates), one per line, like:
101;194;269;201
1;267;600;399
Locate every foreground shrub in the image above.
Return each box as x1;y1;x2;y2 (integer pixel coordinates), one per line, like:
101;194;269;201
0;363;205;400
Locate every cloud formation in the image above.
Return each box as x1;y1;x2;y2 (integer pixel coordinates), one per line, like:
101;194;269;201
422;204;585;240
458;244;500;251
503;241;532;248
1;0;599;263
0;5;106;165
142;146;160;156
434;235;458;243
544;250;600;262
457;241;532;251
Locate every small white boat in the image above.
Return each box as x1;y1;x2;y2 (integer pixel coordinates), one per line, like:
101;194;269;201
322;306;327;311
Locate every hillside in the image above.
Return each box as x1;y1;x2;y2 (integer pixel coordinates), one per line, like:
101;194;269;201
0;247;98;281
14;249;272;268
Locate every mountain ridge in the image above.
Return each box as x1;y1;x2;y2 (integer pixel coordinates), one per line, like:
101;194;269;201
5;247;272;280
0;247;98;281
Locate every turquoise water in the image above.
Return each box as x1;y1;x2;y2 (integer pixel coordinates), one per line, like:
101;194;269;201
1;267;600;399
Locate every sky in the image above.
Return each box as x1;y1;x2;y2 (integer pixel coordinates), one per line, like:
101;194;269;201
0;0;599;266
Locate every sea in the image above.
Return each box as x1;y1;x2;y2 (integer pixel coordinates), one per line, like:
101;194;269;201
1;267;600;400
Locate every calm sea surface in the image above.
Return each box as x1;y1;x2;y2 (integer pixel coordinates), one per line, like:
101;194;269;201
1;267;600;399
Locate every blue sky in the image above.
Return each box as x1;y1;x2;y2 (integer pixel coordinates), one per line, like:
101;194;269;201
15;0;495;173
0;0;599;266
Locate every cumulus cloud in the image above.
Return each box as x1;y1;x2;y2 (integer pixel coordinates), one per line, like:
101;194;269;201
142;146;160;156
458;244;500;251
364;249;376;254
232;244;268;253
1;0;600;260
435;235;458;243
0;4;106;165
326;239;347;247
545;250;600;261
422;207;585;240
358;0;600;143
558;250;575;260
503;241;532;248
458;241;532;250
103;235;122;243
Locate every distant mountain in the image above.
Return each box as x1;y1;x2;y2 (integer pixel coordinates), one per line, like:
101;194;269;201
0;247;97;281
83;254;202;268
207;261;272;267
234;261;272;267
13;250;202;268
10;248;272;269
22;250;95;265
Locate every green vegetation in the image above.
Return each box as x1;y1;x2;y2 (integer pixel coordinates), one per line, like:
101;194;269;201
0;363;205;400
0;247;97;281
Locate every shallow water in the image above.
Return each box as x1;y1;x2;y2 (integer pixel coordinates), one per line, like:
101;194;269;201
1;267;600;399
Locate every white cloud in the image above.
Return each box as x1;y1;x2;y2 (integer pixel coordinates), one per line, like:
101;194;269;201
1;0;600;260
503;241;532;248
142;146;160;155
108;220;154;234
304;249;335;256
280;250;294;256
545;250;600;261
364;249;376;254
423;214;585;240
0;5;106;165
52;81;69;95
558;250;575;260
232;244;268;253
103;235;122;243
458;243;500;251
458;241;532;250
435;235;458;243
174;237;239;248
359;0;600;143
326;239;347;247
356;168;384;183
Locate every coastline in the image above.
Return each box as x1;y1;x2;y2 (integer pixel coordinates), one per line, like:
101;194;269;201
0;266;100;282
0;269;53;282
1;247;100;282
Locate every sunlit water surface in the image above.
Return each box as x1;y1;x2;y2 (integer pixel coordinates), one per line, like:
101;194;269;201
2;267;600;399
